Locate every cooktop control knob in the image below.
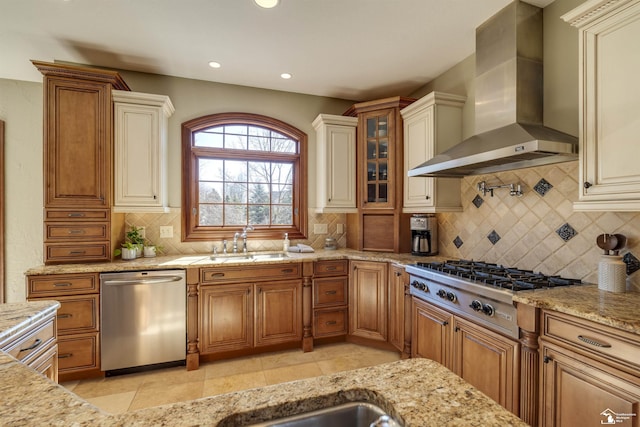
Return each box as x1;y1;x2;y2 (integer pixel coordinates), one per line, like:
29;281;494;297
470;300;483;311
436;289;447;299
482;303;494;317
412;280;427;291
446;291;457;302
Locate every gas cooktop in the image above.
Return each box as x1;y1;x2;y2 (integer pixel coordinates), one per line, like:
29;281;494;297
411;260;582;292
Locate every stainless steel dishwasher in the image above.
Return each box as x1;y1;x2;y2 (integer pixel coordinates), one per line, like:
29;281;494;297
100;270;186;374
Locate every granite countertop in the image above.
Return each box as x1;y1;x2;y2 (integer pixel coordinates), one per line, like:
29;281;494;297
0;301;525;426
513;284;640;335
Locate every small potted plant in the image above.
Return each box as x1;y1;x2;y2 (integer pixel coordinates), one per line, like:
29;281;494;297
125;226;145;258
143;239;163;258
119;241;138;260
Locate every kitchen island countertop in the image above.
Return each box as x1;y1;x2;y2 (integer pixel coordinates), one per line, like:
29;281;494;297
0;301;527;426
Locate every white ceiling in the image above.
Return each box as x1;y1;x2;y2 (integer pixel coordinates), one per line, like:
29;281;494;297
1;0;554;101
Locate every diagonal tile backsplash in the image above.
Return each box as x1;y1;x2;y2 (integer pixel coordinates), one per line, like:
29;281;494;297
437;161;640;290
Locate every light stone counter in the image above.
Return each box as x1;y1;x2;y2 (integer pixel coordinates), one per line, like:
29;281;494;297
513;284;640;335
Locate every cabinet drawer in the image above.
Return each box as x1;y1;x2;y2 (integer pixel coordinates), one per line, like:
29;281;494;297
314;308;348;337
45;223;110;241
45;243;110;263
4;320;56;363
56;295;99;334
313;277;348;307
201;263;301;283
542;310;640;371
28;273;99;297
314;260;348;277
57;333;99;372
45;209;110;222
29;344;58;382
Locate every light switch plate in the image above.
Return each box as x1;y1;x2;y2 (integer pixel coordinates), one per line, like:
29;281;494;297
159;226;174;238
314;223;328;234
336;223;344;234
138;226;146;239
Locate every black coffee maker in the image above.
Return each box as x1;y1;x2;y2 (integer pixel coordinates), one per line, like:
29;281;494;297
410;214;437;256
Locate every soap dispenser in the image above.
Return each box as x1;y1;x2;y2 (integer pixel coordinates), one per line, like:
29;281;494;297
283;233;290;251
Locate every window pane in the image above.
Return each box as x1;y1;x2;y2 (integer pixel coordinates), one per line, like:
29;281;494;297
271;205;292;225
199;182;223;203
271;137;297;153
224;182;247;203
272;183;292;204
248;183;270;204
225;204;247;225
249;205;270;225
225;134;247;150
249;126;270;136
272;163;293;184
248;162;270;182
224;160;247;182
194;131;223;148
199;158;224;181
226;125;248;135
249;136;270;151
199;204;223;226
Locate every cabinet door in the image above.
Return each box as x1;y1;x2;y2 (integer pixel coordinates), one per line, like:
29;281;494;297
43;77;111;208
388;264;406;352
403;105;436;209
255;280;303;346
360;109;395;209
350;261;388;341
199;284;253;353
452;317;519;414
541;340;640;427
411;297;452;367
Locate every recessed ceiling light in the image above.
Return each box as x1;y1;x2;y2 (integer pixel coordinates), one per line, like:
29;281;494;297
208;61;221;69
255;0;279;8
280;73;292;79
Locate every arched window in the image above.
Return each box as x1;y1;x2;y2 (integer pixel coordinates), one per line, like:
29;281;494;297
182;113;307;241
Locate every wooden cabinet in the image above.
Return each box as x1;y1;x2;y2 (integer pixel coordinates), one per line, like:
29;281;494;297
400;91;466;213
112;90;174;213
199;263;302;355
0;310;58;382
27;273;101;381
562;0;640;211
312;260;349;338
388;264;408;355
350;260;387;341
540;310;640;426
312;114;358;213
32;61;129;264
345;97;414;253
411;296;520;415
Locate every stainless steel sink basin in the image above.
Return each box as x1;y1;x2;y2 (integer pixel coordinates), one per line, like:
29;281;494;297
209;252;290;263
246;402;403;427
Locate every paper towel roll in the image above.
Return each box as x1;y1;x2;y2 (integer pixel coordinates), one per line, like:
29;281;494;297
598;255;627;293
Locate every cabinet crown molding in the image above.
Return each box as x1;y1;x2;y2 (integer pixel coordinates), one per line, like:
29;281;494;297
312;114;357;130
562;0;636;27
400;91;467;119
112;90;175;116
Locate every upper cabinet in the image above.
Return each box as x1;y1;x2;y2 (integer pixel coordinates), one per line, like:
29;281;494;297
400;92;466;213
563;0;640;211
312;114;358;213
112;90;175;213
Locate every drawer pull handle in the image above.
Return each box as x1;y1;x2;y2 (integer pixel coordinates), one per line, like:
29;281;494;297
57;313;73;319
19;338;42;353
67;213;86;217
326;266;337;271
58;353;73;359
578;335;611;348
325;290;337;295
281;269;294;273
68;229;85;234
54;282;72;287
325;321;337;326
210;273;225;279
69;250;86;255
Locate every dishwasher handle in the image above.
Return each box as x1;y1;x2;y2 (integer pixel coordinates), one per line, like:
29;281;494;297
102;276;184;286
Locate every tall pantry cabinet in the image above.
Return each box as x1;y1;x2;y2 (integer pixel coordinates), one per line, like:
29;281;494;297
344;97;415;253
33;61;130;264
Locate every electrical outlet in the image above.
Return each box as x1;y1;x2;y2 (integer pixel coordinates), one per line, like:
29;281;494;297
314;223;328;234
159;226;174;238
138;226;146;239
336;223;344;234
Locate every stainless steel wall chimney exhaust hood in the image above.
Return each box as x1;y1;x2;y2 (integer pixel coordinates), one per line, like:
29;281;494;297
409;1;578;178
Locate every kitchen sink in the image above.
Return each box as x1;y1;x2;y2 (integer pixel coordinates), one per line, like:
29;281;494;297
245;402;403;427
209;252;290;263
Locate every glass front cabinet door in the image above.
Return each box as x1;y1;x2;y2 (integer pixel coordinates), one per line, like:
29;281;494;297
361;108;395;208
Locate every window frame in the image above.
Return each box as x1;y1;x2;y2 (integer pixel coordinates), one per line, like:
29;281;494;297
181;112;308;241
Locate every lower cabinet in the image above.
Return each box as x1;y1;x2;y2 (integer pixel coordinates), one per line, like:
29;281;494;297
411;296;519;415
350;260;388;341
539;310;640;426
199;264;303;355
312;260;349;338
388;264;409;355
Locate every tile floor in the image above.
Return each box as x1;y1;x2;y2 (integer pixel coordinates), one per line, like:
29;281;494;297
61;343;401;414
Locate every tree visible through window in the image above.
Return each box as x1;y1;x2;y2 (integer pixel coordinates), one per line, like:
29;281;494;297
182;113;307;241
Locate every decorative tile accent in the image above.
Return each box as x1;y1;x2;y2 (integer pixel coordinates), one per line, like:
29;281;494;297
472;195;484;208
487;230;501;245
623;252;640;275
453;236;463;249
533;178;553;196
556;223;577;242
